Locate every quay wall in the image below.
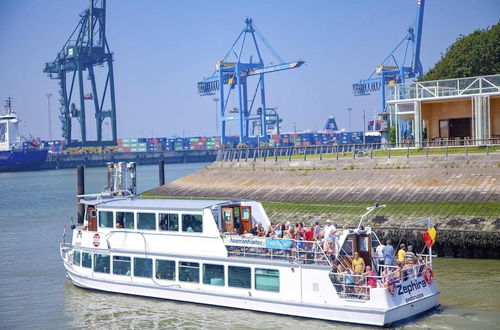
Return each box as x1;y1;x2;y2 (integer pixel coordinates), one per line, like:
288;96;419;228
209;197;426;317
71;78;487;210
44;150;217;169
149;153;500;258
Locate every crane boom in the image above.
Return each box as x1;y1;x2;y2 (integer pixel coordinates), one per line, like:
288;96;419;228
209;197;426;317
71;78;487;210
242;61;304;77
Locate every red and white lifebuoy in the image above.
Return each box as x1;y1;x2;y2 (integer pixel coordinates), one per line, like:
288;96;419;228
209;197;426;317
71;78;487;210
387;278;397;296
93;233;100;247
423;265;434;284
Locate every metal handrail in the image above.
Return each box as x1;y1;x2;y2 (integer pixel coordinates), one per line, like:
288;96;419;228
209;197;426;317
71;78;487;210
217;138;500;162
223;236;333;266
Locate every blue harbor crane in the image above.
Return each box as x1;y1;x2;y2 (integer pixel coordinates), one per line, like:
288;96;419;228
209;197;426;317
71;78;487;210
44;0;117;147
197;18;304;145
352;0;425;118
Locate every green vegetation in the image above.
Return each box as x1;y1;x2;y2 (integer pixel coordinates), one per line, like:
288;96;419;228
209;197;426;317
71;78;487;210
423;21;500;80
261;201;500;225
389;126;396;143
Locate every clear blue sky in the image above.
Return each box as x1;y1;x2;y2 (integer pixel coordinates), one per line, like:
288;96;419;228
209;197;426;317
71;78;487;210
0;0;498;140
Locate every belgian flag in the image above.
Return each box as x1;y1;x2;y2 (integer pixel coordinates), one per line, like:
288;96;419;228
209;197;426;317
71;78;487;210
423;227;437;248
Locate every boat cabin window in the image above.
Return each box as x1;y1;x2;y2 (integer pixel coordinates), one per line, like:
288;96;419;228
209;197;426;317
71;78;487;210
113;256;131;276
134;257;152;278
179;262;200;283
82;252;92;268
73;250;81;266
98;211;113;228
341;239;354;256
116;211;134;229
359;236;369;253
137;212;156;230
159;213;179;231
203;264;225;286
221;205;252;234
93;254;110;273
156;259;176;280
86;206;98;231
182;214;202;233
255;269;280;292
228;266;251;289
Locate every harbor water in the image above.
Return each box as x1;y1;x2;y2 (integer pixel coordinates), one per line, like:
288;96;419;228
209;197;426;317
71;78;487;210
0;164;499;329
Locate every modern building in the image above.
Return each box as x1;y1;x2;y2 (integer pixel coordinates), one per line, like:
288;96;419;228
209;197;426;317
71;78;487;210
386;74;500;146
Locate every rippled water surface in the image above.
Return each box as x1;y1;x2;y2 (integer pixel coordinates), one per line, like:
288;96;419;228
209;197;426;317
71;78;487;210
1;164;499;329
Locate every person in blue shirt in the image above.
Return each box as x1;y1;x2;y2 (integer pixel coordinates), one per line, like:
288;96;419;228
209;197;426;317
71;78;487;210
382;239;395;266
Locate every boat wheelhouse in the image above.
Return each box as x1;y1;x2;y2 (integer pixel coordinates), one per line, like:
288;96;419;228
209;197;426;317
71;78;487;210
60;162;439;326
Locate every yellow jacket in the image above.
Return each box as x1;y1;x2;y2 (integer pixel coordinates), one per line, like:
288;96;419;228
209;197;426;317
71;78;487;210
352;257;365;273
397;249;406;262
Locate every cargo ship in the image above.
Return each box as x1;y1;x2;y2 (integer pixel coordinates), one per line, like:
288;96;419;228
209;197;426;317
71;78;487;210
0;98;48;172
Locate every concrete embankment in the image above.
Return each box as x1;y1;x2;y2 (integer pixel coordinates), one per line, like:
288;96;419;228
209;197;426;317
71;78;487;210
44;150;217;169
149;153;500;258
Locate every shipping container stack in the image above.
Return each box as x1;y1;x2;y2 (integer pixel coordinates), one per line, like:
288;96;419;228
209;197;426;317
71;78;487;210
39;139;65;153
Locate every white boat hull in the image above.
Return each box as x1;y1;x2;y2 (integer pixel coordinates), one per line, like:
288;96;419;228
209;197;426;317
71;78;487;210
66;267;439;327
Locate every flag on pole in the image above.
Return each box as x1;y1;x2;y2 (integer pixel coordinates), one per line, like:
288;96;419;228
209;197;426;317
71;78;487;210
423;226;437;248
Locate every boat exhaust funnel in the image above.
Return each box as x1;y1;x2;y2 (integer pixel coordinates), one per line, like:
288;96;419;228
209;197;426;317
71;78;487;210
106;162;114;191
104;162;137;195
127;162;137;195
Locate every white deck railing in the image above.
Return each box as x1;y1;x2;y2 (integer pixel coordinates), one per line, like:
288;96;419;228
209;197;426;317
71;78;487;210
386;74;500;102
223;235;333;266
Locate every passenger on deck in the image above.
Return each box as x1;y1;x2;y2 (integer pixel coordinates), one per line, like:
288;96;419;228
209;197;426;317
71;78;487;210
352;252;365;274
250;223;258;236
382;240;395;266
313;219;321;239
381;266;394;288
344;268;356;294
330;264;345;293
304;225;314;241
405;245;415;264
324;219;335;237
397;243;406;263
364;265;377;288
375;242;385;273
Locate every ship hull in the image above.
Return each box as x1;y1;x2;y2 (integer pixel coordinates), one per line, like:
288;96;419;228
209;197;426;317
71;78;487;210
0;149;48;172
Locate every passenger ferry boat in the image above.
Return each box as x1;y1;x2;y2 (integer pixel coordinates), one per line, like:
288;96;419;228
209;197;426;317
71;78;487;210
60;162;440;326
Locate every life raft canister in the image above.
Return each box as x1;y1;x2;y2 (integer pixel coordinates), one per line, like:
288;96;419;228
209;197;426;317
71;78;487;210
387;278;397;296
423;265;434;284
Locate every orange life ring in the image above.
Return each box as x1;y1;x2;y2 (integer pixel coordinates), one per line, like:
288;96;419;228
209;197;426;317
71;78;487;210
423;265;434;284
387;278;397;296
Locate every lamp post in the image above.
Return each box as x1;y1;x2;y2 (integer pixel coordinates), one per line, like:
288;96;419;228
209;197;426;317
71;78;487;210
212;97;219;141
45;93;53;140
363;110;366;144
347;107;352;131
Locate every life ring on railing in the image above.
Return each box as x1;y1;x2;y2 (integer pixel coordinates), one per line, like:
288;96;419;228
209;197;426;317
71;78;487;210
387;278;397;296
423;265;434;284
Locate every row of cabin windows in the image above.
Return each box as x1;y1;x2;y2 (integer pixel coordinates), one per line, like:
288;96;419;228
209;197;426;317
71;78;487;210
97;211;203;233
72;251;279;292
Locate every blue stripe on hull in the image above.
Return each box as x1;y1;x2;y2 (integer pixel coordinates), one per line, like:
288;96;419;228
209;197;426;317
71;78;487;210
0;149;48;172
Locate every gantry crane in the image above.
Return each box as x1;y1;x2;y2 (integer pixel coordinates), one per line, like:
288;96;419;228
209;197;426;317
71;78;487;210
352;0;425;114
197;18;304;144
44;0;117;147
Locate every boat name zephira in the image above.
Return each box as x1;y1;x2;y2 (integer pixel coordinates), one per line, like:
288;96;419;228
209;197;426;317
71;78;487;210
60;162;439;326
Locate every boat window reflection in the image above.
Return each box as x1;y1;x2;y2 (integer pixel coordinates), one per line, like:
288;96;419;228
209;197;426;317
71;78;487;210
137;212;156;230
98;211;113;228
228;266;251;289
182;214;203;233
179;262;200;282
93;254;110;273
134;257;152;278
159;213;179;231
113;256;131;276
203;264;225;286
116;212;134;229
156;259;176;280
